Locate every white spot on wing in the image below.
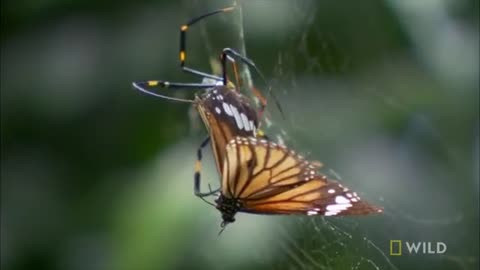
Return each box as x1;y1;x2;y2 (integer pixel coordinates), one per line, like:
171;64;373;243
324;195;353;216
230;105;244;130
240;113;250;131
328;189;335;194
223;102;233;116
325;203;352;216
215;107;221;114
335;195;350;204
307;210;318;216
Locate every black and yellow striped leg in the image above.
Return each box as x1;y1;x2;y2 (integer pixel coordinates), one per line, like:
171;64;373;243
194;136;220;198
132;80;217;101
132;5;237;100
179;6;236;82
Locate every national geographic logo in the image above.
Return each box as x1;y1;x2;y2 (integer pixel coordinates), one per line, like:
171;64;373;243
390;240;447;256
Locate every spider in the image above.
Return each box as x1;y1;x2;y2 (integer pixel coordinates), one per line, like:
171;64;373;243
132;3;279;201
132;4;270;111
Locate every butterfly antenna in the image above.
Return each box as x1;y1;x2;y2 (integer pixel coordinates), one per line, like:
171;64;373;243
218;221;228;236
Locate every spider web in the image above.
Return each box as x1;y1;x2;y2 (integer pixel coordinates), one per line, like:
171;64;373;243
0;0;476;270
181;0;479;270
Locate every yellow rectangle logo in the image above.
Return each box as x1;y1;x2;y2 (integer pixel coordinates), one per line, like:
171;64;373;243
390;240;402;256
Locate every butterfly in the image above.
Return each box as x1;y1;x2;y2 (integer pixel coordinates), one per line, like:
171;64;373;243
133;80;268;198
207;136;383;228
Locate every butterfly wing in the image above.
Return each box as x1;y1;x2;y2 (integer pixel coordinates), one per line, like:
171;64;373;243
195;86;259;174
222;136;383;216
241;179;383;216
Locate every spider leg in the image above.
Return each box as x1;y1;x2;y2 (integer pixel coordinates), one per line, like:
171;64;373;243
225;55;241;91
132;6;237;100
132;80;217;102
194;136;220;198
179;6;236;82
220;51;268;121
221;48;285;119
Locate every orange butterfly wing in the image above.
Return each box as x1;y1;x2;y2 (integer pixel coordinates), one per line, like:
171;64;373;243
222;137;383;216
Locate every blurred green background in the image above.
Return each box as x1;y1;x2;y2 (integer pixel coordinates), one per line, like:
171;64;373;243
1;0;478;270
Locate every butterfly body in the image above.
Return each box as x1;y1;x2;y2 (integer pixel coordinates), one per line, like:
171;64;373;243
215;196;240;226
